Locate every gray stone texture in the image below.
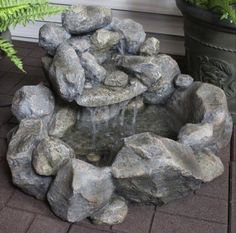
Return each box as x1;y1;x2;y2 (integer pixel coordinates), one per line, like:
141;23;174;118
7;119;52;200
76;78;147;107
175;74;194;89
49;43;85;102
91;196;128;225
62;5;112;35
112;132;202;204
91;28;121;51
49;105;77;138
33;137;75;176
80;52;107;84
47;159;114;222
67;37;91;53
39;23;71;55
11;83;55;121
110;18;146;54
140;37;160;56
104;71;129;88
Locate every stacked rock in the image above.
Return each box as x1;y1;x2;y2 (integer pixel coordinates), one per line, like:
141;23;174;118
6;5;233;226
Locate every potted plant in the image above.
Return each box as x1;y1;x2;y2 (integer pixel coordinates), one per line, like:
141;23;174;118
0;0;64;72
176;0;236;122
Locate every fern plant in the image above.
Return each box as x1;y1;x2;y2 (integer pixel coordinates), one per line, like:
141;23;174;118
185;0;236;24
0;0;65;72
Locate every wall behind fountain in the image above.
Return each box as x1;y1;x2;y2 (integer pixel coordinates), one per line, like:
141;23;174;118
9;0;185;56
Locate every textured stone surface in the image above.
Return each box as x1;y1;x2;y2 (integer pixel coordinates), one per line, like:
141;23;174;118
195;149;224;182
47;159;114;222
11;83;55;121
91;196;128;225
140;37;160;56
49;43;85;101
7;119;52;200
39;24;70;55
91;29;121;51
49;105;77;138
67;37;91;53
104;71;128;88
41;56;53;75
143;55;181;104
33;137;75;176
175;74;194;89
194;83;233;152
80;52;107;84
112;132;202;204
62;5;112;35
178;123;214;151
110;18;146;54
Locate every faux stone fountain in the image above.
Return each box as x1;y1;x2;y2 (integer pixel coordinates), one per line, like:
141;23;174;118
7;5;233;225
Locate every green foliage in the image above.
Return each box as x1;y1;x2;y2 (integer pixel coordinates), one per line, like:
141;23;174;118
185;0;236;24
0;0;65;72
0;36;24;72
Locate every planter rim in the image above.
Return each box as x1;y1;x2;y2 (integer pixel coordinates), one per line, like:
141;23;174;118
176;0;236;32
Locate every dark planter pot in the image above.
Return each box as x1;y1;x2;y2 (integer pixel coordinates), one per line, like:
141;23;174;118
176;0;236;122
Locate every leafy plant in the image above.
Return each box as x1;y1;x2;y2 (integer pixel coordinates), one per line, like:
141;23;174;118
185;0;236;24
0;0;65;72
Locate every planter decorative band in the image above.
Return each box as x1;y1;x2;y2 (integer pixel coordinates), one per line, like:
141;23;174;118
176;0;236;122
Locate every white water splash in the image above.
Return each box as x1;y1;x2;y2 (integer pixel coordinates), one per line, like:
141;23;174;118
132;98;138;134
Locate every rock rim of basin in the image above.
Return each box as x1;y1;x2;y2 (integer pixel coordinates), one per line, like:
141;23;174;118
76;78;147;107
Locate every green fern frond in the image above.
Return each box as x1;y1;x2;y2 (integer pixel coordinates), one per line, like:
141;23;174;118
0;36;24;72
0;3;65;32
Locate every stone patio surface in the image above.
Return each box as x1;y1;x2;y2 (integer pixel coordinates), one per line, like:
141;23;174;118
0;41;235;233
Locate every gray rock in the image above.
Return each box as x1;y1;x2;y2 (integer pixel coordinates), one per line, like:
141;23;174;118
49;105;77;138
127;96;144;111
91;49;114;65
62;5;112;35
175;74;194;89
110;18;146;54
178;123;214;151
194;83;233;152
80;52;107;84
33;137;75;176
7;119;52;200
195;149;224;183
41;56;53;76
112;132;202;204
76;79;147;107
91;29;121;51
11;83;55;121
80;101;129;124
49;43;85;102
39;24;70;55
91;196;128;225
143;55;181;104
47;159;114;222
67;37;91;53
140;37;160;56
104;71;128;88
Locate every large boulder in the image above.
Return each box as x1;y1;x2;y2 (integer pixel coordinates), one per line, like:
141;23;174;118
11;84;55;121
112;132;204;204
32;137;75;176
49;43;85;102
110;18;146;54
7;119;52;200
47;159;114;222
62;5;112;35
39;24;70;55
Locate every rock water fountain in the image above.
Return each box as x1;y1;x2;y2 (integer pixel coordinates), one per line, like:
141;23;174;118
7;5;233;225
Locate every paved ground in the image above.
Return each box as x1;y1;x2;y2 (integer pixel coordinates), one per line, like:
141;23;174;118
0;41;235;233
